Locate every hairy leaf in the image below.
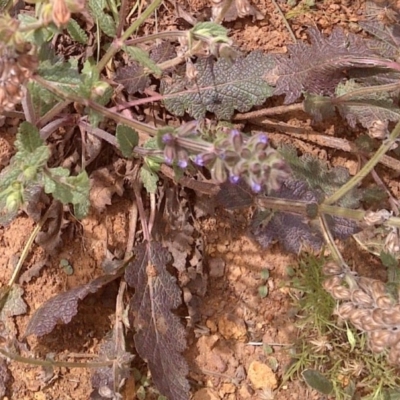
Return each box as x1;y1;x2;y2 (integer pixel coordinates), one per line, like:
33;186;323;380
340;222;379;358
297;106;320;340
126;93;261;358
125;242;189;400
125;46;162;76
162;52;274;119
116;43;175;94
268;27;386;104
115;63;150;94
252;180;359;254
88;0;116;37
25;274;120;337
67;19;88;44
305;81;400;129
116;125;138;158
44;168;90;219
252;181;323;254
140;165;159;194
360;1;400;60
90;333;133;399
279;145;361;208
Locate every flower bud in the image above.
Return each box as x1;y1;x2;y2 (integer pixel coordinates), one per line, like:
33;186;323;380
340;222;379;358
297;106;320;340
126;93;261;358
193;152;216;166
51;0;71;28
212;158;227;183
230;129;243;152
163;145;176;165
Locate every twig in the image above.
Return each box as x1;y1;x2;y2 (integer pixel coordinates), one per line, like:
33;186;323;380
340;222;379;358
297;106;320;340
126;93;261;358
126;200;138;257
0;347;114;369
113;280;128;394
234;103;304;120
319;213;349;271
271;0;297;43
133;178;151;242
148;193;156;236
21;87;36;124
37;100;72;128
254;118;400;172
78;120;118;146
8;208;51;287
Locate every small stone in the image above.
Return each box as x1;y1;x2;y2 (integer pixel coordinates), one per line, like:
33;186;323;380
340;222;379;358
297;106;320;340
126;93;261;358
216;244;226;253
192;388;220;400
248;360;278;390
238;384;254;399
219;382;236;395
209;257;225;278
218;314;247;341
206;319;218;333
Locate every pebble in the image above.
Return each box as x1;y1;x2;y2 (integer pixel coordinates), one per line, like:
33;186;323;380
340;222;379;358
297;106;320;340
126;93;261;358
192;388;220;400
248;360;278;390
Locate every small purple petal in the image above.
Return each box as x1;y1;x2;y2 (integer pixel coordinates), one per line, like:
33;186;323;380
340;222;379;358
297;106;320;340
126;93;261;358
194;155;204;166
178;159;188;168
230;129;240;138
164;156;173;165
162;133;174;144
251;182;262;193
229;175;240;184
258;134;268;144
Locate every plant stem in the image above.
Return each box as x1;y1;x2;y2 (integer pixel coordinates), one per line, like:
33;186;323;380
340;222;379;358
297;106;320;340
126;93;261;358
324;119;400;205
271;0;297;43
319;213;348;269
124;30;187;46
234;103;305;121
32;75;157;136
0;347;114;368
96;0;163;73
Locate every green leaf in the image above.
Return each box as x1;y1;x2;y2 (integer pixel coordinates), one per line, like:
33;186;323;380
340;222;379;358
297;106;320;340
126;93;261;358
67;19;88;44
15;122;44;153
302;369;333;395
15;122;50;174
162;52;274;120
116;125;139;158
279;145;361;208
140;165;158;194
346;325;356;351
88;0;116;37
380;251;399;269
125;46;162;76
44;168;90;218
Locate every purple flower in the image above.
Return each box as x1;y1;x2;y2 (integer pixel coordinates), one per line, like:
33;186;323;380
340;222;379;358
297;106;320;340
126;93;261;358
229;175;240;184
257;134;268;144
194;154;205;166
251;182;262;193
178;159;188;168
162;133;174;144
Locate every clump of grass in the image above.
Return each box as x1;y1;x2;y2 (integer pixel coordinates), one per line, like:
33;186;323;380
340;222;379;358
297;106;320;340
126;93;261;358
284;254;400;399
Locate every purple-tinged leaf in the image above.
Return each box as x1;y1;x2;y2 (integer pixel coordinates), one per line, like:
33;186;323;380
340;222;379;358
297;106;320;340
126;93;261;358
115;64;150;94
25;274;121;337
125;242;189;400
162;52;274;119
268;27;395;104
